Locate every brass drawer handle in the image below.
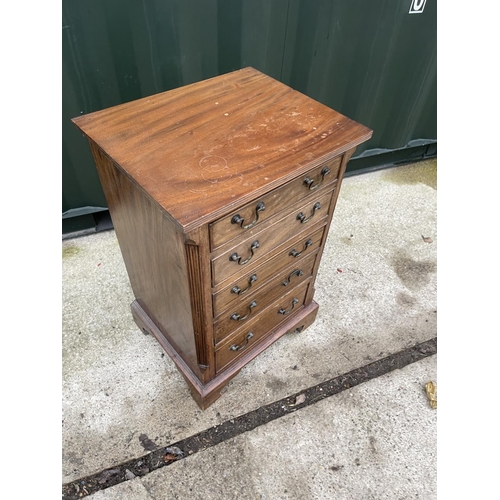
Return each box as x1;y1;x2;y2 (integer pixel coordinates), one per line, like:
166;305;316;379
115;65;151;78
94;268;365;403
231;274;258;295
278;298;299;315
303;166;330;191
289;239;313;258
282;269;303;286
297;202;321;224
229;240;260;265
229;331;254;352
231;202;266;230
230;300;257;321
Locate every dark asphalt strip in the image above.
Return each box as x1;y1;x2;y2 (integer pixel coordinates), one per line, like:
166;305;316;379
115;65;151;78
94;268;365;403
62;337;437;499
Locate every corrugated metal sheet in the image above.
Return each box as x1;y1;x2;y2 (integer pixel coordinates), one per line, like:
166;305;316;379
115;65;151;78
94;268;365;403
63;0;436;220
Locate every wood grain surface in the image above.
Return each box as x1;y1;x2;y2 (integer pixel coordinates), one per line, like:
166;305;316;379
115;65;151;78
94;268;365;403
72;67;372;232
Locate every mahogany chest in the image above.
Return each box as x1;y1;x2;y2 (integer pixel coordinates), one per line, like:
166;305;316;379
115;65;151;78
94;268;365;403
72;67;372;409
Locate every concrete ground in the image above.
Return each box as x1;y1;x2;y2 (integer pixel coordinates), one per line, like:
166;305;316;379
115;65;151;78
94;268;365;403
62;159;437;499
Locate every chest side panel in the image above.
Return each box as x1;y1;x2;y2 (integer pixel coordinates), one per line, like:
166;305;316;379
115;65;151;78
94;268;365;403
88;141;200;377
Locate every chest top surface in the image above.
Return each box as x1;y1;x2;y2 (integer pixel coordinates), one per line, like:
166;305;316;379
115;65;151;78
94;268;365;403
72;67;372;232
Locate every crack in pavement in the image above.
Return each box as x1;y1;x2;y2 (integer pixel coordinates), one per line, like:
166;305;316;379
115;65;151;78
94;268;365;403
62;337;437;499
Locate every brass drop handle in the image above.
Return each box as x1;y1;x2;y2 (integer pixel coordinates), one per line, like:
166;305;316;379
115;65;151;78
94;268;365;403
289;239;313;258
229;331;254;352
231;202;266;230
229;240;260;265
278;298;299;315
282;269;303;286
230;300;257;321
231;274;258;295
297;202;321;224
303;166;330;191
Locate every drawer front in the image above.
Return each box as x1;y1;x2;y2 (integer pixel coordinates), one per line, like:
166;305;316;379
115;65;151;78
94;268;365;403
214;251;317;343
211;188;334;286
212;226;325;318
209;156;341;250
215;280;311;372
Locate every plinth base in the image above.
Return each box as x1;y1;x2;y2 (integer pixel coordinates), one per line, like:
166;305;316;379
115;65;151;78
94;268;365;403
132;300;319;410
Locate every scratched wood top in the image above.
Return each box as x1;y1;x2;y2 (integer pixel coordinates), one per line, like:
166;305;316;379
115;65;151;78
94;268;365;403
72;67;372;233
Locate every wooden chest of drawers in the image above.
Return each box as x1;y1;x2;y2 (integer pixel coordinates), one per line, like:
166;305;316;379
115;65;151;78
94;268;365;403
72;68;372;409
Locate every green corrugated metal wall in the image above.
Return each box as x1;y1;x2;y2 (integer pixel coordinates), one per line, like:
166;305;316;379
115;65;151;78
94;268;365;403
63;0;436;234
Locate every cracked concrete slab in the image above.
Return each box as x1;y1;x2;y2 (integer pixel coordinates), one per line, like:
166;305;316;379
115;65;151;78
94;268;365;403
94;355;437;499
